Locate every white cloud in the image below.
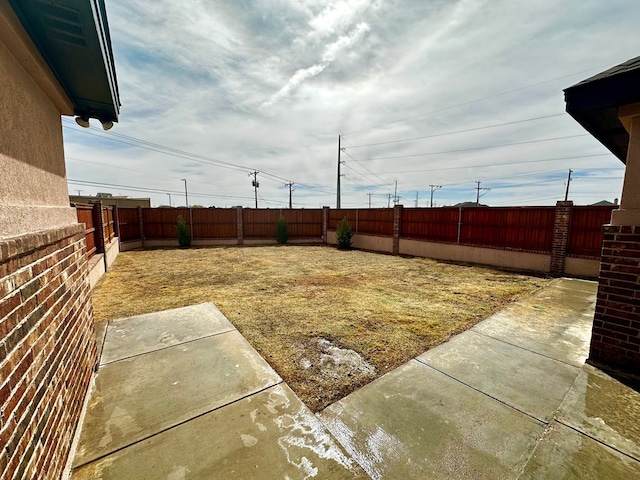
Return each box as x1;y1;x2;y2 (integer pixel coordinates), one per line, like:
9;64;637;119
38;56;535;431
64;0;637;208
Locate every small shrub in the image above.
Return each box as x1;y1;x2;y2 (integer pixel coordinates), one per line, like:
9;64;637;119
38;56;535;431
336;217;353;249
276;215;288;244
176;215;191;248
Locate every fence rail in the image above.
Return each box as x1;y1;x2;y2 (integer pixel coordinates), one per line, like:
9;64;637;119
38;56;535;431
74;202;117;259
91;204;616;267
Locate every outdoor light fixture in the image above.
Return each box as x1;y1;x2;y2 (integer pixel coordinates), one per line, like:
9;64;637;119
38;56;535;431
101;120;114;131
75;115;90;128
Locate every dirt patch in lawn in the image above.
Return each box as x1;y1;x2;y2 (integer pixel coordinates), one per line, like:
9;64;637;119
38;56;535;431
92;245;548;411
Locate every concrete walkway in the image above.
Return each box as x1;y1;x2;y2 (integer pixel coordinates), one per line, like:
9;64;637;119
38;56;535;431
319;278;640;479
69;303;364;479
68;278;640;479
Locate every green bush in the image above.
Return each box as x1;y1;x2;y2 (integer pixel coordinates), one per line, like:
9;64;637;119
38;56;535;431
176;215;191;248
276;215;288;244
336;217;353;249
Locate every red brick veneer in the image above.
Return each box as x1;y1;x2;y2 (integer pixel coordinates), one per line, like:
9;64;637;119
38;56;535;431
0;225;96;479
589;224;640;375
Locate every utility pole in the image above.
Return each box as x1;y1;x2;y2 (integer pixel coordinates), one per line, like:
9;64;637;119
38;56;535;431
415;191;419;208
564;169;573;201
337;135;342;209
367;193;373;208
387;193;393;208
249;171;259;208
166;193;172;207
285;182;294;208
475;181;490;207
429;185;442;208
76;190;82;196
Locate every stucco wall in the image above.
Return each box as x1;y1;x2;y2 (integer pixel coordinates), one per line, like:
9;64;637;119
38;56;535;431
0;33;76;238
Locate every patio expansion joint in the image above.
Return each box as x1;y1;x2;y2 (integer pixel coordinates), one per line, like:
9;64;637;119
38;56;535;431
412;358;549;426
71;379;284;471
469;328;585;370
98;327;238;366
553;416;640;465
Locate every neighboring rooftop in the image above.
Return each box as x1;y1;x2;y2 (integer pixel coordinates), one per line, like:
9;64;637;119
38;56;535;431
564;55;640;163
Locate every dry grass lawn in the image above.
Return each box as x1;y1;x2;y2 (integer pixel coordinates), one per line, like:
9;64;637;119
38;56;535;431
92;245;548;411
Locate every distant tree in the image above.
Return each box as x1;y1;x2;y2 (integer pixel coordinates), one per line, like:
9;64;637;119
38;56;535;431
276;215;288;244
336;217;353;249
176;215;191;247
191;204;205;208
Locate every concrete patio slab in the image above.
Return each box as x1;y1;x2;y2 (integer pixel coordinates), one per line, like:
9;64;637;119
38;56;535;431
556;363;640;461
472;278;596;366
100;303;235;364
319;360;544;479
72;383;364;480
417;330;580;422
519;421;640;479
73;329;281;467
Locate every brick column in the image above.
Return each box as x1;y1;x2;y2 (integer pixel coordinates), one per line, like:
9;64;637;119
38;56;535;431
393;204;403;255
550;200;573;276
322;206;329;244
589;225;640;375
237;206;244;245
92;201;106;254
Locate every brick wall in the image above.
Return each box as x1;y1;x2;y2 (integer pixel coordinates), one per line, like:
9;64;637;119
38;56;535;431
0;225;97;479
589;225;640;375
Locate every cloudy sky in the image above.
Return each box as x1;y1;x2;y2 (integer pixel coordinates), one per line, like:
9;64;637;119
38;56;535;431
64;0;640;208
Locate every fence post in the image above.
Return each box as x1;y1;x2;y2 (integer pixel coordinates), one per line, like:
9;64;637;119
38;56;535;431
92;201;106;254
393;204;403;255
113;206;120;243
322;206;329;244
457;207;462;244
138;205;145;247
550;200;573;276
356;209;359;233
237;206;244;245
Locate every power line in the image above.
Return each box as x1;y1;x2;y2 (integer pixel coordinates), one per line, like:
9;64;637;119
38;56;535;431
67;178;256;201
344;113;565;149
63;119;297;184
340;62;616;137
358;134;590;162
343;153;611;177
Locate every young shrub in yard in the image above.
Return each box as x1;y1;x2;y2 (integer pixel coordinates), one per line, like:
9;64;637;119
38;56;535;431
276;215;288;244
176;215;191;248
336;216;353;249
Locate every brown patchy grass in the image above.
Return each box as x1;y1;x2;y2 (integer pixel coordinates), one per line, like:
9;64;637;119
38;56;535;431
92;245;549;411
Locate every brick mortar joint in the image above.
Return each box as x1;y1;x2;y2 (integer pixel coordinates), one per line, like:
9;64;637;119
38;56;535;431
0;225;85;263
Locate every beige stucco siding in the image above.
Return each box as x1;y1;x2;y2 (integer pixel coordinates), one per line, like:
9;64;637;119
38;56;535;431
0;32;77;238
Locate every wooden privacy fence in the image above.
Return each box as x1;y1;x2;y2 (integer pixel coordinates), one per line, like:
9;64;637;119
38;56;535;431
74;202;117;260
115;203;615;259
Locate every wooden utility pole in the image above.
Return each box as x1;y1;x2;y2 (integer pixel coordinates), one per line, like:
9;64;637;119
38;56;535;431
564;169;573;201
249;171;259;208
367;192;373;208
429;185;442;208
285;182;294;208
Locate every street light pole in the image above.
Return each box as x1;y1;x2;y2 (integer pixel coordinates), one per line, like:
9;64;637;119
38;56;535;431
181;179;189;207
181;179;193;238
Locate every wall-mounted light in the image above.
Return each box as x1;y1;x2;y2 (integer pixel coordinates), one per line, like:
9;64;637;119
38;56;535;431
101;120;113;131
75;115;90;128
